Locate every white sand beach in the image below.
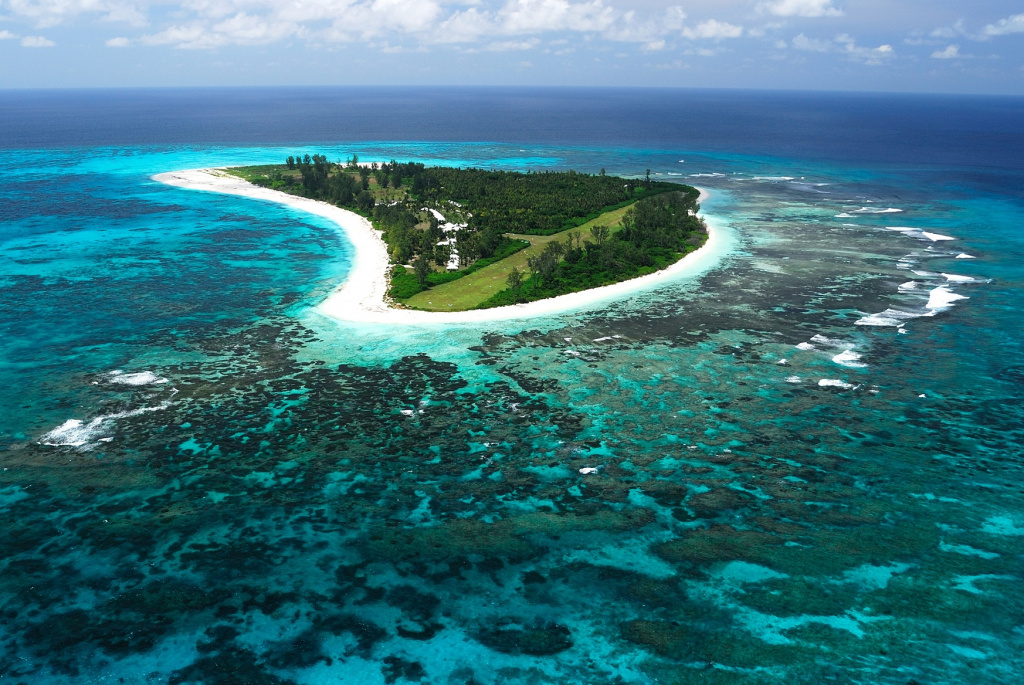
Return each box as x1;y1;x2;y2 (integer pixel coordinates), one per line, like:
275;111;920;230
154;168;724;325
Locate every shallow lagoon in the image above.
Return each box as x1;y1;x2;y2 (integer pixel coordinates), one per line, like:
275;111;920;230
1;125;1023;683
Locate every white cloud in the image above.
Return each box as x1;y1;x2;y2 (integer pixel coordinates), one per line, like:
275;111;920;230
3;0;147;29
3;0;447;41
434;8;493;43
486;38;540;51
792;32;893;64
984;13;1024;37
313;0;442;41
835;33;892;64
21;35;55;46
682;19;742;41
0;1;744;53
792;33;830;52
930;19;996;43
101;4;148;27
931;44;959;59
760;0;842;18
595;5;690;49
138;13;300;49
930;26;959;39
210;12;298;44
371;0;443;34
374;42;418;53
498;0;615;34
139;25;210;49
0;0;913;63
0;30;20;40
602;7;679;45
664;5;687;29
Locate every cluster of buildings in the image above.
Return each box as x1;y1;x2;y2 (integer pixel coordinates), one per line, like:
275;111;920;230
424;205;468;271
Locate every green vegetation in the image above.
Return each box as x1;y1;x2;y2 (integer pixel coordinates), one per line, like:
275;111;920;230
227;156;703;309
402;202;637;311
409;166;680;236
387;237;530;300
479;189;706;308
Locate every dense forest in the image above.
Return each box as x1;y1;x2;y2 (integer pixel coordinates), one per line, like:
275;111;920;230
229;156;527;298
480;190;707;309
228;155;699;303
412;166;681;235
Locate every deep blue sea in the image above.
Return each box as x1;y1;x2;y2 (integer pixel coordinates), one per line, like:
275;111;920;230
1;87;1023;684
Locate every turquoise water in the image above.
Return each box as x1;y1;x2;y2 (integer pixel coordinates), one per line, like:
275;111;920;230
2;139;1023;684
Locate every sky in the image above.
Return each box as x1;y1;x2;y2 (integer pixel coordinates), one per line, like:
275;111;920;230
0;1;1023;93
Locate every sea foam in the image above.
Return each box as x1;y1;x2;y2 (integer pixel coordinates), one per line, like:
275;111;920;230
832;350;867;368
855;308;919;327
856;285;968;326
853;207;903;214
926;286;968;312
41;403;171;447
885;227;957;244
106;370;169;386
810;334;845;347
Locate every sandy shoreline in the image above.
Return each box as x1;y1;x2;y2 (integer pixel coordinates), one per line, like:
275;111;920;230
154;168;724;325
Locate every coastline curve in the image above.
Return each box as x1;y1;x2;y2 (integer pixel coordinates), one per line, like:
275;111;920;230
154;168;727;325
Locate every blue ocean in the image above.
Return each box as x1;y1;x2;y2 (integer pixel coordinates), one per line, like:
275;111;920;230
1;88;1023;684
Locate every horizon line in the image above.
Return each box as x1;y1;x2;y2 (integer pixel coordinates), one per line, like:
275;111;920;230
1;84;1022;99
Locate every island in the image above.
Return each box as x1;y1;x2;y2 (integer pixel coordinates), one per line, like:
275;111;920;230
155;156;719;324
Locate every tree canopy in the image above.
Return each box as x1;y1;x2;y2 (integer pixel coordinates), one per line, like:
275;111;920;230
227;157;700;305
479;191;707;309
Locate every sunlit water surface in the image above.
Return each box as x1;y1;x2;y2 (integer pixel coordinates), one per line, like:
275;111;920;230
1;93;1023;684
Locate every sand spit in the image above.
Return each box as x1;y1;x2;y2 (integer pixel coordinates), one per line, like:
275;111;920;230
154;169;724;325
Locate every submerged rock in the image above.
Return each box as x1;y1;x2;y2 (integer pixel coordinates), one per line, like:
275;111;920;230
475;619;573;656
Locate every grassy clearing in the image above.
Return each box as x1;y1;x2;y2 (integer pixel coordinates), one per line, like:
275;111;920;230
402;203;635;311
225;161;696;311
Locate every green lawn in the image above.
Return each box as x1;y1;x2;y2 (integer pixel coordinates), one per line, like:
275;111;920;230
224;163;654;311
402;203;635;311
